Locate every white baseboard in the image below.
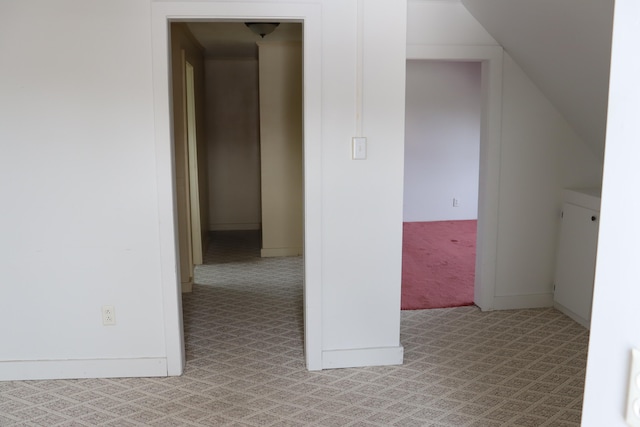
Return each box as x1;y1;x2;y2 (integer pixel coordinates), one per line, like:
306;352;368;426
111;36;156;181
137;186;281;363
554;301;591;329
492;293;554;310
261;247;303;257
0;358;168;381
210;223;261;231
322;346;404;369
181;281;193;293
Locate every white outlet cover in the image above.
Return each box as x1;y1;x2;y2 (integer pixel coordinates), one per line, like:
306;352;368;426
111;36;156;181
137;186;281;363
102;305;116;326
626;349;640;426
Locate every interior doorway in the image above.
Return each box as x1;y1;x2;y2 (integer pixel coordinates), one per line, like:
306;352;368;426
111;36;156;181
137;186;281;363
170;20;304;353
185;22;304;258
404;45;504;312
152;2;324;374
170;25;209;293
402;60;481;310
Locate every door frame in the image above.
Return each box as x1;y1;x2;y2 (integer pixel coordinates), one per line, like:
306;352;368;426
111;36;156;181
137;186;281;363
184;60;203;267
151;1;323;374
406;45;503;310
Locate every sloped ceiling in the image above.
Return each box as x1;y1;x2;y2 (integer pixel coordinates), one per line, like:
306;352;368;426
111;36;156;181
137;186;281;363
461;0;614;160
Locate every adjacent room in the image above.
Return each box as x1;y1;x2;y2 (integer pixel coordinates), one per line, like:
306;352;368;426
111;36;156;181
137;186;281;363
402;60;481;310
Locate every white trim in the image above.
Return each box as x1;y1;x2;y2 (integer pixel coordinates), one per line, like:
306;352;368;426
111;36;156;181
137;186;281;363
406;44;503;311
151;1;323;373
152;6;185;377
0;358;167;381
407;44;502;62
322;346;404;369
261;247;303;258
493;293;554;310
210;223;261;231
181;281;193;293
554;301;590;329
185;60;204;266
355;0;364;136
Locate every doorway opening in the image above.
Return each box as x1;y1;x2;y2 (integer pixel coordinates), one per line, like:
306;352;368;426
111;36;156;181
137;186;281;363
170;21;306;364
403;45;504;312
402;60;481;310
152;2;323;374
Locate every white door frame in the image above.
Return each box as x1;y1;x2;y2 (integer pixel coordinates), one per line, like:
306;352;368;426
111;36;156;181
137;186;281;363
151;1;323;374
406;45;503;311
184;60;204;267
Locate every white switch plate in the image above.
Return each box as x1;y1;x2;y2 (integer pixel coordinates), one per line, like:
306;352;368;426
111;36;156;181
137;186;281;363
352;137;367;160
626;348;640;426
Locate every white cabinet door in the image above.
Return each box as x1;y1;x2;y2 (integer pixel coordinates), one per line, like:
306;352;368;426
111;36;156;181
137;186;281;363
554;202;600;324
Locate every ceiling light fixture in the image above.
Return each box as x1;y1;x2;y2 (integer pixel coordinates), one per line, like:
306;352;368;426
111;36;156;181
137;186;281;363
245;22;280;38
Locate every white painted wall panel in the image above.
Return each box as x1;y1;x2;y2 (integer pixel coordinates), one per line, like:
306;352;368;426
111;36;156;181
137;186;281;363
0;0;611;380
258;41;303;257
403;61;481;222
582;0;640;424
0;0;166;362
494;53;601;299
0;0;409;376
321;0;406;352
206;58;261;230
462;0;613;160
407;0;498;46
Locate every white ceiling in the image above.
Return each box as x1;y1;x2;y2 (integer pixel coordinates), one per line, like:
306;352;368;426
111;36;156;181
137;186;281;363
461;0;615;159
186;22;302;58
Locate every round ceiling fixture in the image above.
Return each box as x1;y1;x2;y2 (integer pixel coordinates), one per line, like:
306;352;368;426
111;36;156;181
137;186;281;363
245;22;280;38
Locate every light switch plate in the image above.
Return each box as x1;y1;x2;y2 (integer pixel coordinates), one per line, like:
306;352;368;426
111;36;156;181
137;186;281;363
352;137;367;160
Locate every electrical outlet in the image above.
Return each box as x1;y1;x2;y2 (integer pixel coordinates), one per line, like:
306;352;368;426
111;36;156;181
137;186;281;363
453;198;460;207
626;349;640;426
102;305;116;326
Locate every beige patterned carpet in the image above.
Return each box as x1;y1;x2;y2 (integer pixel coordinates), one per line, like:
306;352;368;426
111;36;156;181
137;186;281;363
0;231;588;426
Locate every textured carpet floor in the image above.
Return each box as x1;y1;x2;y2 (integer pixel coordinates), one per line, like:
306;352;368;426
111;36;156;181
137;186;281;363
0;231;587;426
402;221;477;310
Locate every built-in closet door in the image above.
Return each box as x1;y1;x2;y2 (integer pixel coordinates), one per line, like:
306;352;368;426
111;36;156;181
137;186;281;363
554;199;600;327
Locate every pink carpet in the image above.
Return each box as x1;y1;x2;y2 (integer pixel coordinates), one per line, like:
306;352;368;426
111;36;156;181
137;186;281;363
401;220;477;310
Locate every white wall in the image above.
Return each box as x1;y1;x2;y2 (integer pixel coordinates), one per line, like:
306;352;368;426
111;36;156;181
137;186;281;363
582;0;640;424
0;0;167;377
462;0;614;161
0;0;408;378
320;0;406;357
206;58;261;231
403;60;481;222
407;0;498;46
258;41;303;257
407;0;602;309
0;0;608;381
493;53;602;305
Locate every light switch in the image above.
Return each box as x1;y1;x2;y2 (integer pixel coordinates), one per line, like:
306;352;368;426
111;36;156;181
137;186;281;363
352;137;367;160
